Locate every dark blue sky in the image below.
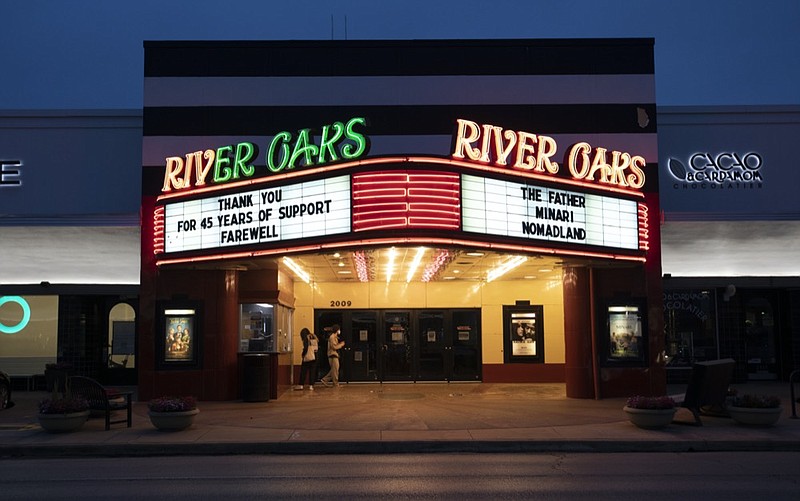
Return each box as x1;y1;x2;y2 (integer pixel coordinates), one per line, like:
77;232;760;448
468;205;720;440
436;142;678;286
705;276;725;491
2;0;798;109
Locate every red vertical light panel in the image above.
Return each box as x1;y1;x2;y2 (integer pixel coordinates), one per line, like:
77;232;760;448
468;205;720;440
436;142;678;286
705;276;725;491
637;203;649;251
352;171;461;232
153;206;165;255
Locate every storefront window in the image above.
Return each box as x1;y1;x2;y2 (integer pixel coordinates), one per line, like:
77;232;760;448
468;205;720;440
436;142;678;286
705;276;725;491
239;303;275;352
0;295;58;378
107;303;135;369
663;290;717;368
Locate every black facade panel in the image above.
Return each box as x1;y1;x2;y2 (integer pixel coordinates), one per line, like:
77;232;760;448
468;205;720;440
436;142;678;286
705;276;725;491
144;39;655;77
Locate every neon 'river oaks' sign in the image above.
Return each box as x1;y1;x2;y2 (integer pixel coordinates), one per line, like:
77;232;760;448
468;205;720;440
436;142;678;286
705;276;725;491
452;119;647;190
161;116;648;194
161;117;369;193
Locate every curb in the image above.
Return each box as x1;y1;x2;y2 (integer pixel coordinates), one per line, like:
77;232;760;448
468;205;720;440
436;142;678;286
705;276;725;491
4;439;800;458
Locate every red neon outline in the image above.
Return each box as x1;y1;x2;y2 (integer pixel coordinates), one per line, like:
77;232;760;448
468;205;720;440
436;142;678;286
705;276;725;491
637;203;650;251
157;156;645;201
156;237;645;268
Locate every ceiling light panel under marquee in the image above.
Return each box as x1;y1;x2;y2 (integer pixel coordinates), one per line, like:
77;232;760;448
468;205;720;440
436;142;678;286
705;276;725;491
281;247;567;284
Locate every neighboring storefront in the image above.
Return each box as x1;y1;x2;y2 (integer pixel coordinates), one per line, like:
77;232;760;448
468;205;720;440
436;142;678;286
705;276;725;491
0;111;142;387
658;105;800;383
140;39;663;401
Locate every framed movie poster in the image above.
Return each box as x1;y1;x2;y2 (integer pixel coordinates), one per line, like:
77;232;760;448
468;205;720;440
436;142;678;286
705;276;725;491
601;300;648;367
503;304;544;363
157;303;202;369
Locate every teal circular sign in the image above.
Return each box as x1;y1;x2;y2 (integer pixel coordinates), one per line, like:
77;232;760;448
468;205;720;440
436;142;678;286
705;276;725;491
0;296;31;334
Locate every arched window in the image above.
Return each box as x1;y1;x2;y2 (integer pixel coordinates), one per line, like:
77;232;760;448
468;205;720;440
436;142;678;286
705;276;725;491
108;303;136;369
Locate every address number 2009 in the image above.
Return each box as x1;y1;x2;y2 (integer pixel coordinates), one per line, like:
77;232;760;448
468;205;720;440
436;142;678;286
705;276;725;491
330;300;352;307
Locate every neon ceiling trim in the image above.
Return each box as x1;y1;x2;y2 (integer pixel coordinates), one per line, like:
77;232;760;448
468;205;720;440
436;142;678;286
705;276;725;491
155;236;646;268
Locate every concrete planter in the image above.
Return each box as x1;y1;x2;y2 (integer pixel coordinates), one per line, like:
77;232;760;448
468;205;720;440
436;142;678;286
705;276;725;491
148;408;199;431
623;406;677;429
728;406;782;426
38;410;90;433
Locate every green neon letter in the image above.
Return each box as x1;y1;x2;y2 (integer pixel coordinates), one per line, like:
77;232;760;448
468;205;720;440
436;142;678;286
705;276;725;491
267;131;292;172
213;145;234;183
289;129;319;168
318;122;345;164
234;142;256;178
342;117;369;159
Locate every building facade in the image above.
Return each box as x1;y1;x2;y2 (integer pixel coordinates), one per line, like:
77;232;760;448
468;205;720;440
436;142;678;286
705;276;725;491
139;39;663;401
12;41;796;401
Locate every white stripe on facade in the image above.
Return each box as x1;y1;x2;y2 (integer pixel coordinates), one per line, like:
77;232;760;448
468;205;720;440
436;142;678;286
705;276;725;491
143;75;655;107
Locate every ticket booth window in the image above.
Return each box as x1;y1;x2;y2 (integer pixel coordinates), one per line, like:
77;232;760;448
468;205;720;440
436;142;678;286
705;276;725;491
239;303;275;353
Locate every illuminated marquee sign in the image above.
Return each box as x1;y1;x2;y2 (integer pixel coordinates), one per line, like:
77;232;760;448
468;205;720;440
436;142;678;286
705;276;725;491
162;117;368;193
453;119;646;190
163;175;351;253
461;174;640;250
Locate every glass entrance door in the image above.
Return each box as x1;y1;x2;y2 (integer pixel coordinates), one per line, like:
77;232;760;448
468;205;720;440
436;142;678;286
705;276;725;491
451;309;481;381
417;310;448;381
315;308;481;383
383;311;413;381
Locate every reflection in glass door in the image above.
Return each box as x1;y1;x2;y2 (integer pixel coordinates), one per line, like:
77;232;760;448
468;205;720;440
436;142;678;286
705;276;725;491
383;311;412;381
418;311;447;381
745;295;778;380
350;311;378;381
451;310;481;381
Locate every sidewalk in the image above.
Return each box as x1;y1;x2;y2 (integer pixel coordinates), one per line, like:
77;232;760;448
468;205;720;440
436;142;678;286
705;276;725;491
1;382;799;458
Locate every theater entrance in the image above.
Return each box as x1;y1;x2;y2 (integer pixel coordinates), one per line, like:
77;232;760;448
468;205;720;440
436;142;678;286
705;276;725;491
314;309;481;382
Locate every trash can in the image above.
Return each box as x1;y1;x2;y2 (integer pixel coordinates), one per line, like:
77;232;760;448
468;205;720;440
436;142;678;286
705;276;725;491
242;353;270;402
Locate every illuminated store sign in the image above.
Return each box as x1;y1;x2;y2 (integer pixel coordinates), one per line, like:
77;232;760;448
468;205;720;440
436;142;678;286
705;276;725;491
163;175;351;253
452;119;646;190
667;151;764;190
0;296;31;334
461;174;639;250
0;159;23;187
162;117;368;193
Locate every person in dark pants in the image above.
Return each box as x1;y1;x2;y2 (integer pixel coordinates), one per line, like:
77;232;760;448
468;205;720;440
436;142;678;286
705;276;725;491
296;327;319;390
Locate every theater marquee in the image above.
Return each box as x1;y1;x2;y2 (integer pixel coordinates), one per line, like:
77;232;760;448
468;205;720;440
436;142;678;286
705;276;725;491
153;116;649;259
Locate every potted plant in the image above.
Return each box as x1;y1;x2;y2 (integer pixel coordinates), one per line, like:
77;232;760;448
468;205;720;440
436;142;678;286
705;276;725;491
147;395;199;431
44;362;74;395
623;395;677;429
728;394;782;426
37;383;90;433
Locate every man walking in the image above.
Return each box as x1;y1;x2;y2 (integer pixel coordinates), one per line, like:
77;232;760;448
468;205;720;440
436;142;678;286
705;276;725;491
321;324;345;387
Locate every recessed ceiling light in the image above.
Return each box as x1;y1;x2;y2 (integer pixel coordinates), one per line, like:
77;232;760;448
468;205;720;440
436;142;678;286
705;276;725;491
443;276;456;280
338;261;345;267
453;269;460;274
538;268;552;273
524;275;537;279
338;270;352;274
333;252;341;258
466;252;485;257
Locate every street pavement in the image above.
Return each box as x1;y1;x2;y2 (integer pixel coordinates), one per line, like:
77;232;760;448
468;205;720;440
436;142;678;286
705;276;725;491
1;381;799;458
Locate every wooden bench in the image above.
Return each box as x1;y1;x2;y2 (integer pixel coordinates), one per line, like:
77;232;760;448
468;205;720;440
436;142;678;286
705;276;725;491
68;376;133;431
671;358;736;426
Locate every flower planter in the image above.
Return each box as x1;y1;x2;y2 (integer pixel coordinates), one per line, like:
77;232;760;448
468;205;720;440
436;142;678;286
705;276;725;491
728;406;782;426
37;410;90;433
623;406;677;429
148;408;199;431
